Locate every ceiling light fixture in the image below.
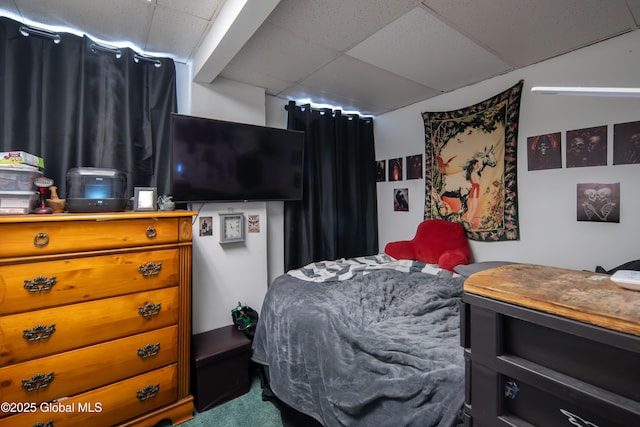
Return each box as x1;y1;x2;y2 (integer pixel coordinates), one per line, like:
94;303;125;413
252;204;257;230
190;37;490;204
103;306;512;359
531;86;640;97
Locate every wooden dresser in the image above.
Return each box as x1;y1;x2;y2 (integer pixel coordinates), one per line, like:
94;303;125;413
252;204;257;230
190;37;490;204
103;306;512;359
0;211;195;426
461;264;640;427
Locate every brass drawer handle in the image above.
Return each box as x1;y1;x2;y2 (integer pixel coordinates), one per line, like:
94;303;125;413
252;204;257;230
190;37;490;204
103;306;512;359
33;422;54;427
137;343;161;359
24;276;57;292
136;384;160;401
23;324;56;341
22;372;55;392
34;232;50;247
138;302;161;318
145;226;157;239
139;262;162;277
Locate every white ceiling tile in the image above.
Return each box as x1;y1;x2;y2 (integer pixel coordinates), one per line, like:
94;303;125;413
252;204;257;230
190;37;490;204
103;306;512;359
219;63;294;95
625;0;640;24
421;0;637;67
157;0;223;20
147;6;209;61
227;22;339;83
348;7;512;92
293;55;441;115
3;0;640;116
266;0;417;51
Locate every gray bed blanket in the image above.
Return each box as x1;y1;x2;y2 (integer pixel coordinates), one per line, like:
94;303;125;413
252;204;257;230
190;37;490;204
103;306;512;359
251;256;465;427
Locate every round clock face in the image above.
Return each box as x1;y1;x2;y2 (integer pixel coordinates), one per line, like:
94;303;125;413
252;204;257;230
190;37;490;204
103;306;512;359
224;217;242;239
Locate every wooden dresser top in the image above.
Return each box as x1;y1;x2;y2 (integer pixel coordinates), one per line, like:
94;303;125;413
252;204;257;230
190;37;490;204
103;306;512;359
464;263;640;337
0;210;196;224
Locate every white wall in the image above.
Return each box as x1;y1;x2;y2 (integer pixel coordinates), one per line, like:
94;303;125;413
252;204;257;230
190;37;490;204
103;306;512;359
189;202;268;335
175;66;279;333
375;31;640;272
179;25;640;334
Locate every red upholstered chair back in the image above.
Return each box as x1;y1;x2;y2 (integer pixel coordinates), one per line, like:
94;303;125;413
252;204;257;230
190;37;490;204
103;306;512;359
384;219;471;271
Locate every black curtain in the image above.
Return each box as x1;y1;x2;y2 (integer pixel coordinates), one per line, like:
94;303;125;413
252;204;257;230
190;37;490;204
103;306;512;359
284;101;379;271
0;17;176;198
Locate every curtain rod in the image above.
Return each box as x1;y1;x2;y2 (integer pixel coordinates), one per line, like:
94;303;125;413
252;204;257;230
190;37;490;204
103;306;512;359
19;25;61;44
284;101;373;120
134;53;162;68
90;42;122;59
89;44;162;67
17;21;163;67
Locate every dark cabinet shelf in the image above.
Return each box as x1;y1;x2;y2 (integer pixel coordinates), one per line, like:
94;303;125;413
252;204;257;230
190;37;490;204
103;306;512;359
461;264;640;427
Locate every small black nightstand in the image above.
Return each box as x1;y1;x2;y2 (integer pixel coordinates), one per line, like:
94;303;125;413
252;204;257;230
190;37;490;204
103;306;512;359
191;325;252;412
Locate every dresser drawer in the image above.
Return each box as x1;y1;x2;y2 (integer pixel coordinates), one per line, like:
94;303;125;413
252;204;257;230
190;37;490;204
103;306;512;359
1;217;181;258
0;287;178;365
0;249;180;315
0;363;178;426
0;325;178;415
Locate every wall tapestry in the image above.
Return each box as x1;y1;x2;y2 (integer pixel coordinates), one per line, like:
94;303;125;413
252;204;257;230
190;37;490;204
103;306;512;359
422;80;523;241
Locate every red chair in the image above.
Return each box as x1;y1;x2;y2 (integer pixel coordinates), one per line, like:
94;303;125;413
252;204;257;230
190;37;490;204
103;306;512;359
384;219;471;272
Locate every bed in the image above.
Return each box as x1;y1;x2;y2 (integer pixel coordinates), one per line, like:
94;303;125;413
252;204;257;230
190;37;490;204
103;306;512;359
251;254;466;427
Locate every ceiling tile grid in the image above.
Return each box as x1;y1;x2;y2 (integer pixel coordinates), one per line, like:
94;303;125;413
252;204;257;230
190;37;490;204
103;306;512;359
287;55;442;115
157;0;222;21
1;0;640;115
222;21;340;84
347;6;513;92
420;0;640;67
147;5;210;59
265;0;418;51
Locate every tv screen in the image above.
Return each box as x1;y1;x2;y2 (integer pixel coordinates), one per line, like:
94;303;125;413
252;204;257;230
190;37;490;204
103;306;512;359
171;114;304;203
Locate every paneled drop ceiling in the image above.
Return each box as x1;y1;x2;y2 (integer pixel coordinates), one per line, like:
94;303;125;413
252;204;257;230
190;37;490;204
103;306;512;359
1;0;640;116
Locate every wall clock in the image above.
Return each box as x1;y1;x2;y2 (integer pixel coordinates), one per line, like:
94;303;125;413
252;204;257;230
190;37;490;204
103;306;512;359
219;213;245;243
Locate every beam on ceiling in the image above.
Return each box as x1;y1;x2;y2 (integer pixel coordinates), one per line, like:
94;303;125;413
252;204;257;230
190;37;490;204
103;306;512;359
192;0;281;84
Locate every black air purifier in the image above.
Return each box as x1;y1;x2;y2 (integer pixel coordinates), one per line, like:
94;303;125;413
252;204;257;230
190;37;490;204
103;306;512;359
66;167;127;212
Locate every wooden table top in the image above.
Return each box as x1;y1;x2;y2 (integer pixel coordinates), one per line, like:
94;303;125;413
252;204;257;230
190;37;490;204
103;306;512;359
464;263;640;337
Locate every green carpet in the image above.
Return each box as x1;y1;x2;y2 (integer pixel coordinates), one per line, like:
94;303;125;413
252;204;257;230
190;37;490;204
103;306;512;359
179;374;283;427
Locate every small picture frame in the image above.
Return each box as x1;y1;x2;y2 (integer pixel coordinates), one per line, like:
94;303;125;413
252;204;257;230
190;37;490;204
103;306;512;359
134;187;157;211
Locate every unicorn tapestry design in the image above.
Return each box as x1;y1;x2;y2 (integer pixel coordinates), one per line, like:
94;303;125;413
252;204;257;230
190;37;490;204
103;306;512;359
422;81;523;242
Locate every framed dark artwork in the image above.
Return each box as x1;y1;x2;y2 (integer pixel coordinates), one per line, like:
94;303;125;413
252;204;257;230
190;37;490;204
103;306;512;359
422;80;523;241
577;183;620;223
566;125;607;168
406;154;423;179
199;216;213;236
527;132;562;171
388;158;403;181
613;120;640;165
393;188;409;211
375;160;386;182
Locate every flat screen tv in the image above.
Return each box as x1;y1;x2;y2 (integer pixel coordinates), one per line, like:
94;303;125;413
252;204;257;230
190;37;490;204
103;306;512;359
171;114;305;203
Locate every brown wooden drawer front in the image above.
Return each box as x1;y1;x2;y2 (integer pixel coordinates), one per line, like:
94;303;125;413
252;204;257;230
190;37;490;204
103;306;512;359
0;249;179;315
0;218;180;258
0;325;178;414
0;364;178;426
0;287;178;365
